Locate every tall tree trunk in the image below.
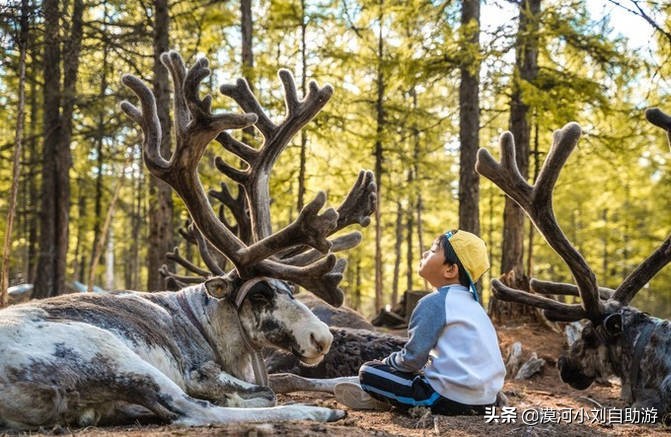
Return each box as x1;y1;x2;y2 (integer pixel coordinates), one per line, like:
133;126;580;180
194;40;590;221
147;0;174;291
240;0;256;146
406;203;414;294
391;201;403;306
501;0;540;276
34;0;63;299
72;193;86;283
105;226;115;290
1;0;30;306
416;193;427;289
406;87;418;293
413;90;427;291
89;14;109;285
89;103;107;284
297;0;308;211
241;0;254;85
89;170;125;293
59;0;84;286
373;0;385;311
458;0;481;235
127;154;144;290
526;115;540;276
26;47;39;284
490;0;540;321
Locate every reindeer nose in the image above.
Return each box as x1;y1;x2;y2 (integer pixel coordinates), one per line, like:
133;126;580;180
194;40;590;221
310;331;332;354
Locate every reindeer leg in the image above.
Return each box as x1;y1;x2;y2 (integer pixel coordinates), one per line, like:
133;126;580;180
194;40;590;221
269;373;359;394
186;361;276;408
121;367;346;425
82;353;345;426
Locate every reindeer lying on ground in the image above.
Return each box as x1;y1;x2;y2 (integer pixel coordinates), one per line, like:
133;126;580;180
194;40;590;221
475;108;671;422
0;51;377;429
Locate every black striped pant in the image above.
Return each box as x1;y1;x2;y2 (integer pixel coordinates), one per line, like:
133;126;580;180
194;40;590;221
358;361;491;415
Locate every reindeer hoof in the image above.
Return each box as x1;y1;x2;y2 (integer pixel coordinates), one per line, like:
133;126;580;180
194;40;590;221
328;408;347;422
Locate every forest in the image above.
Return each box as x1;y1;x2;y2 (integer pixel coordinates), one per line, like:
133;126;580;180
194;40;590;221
0;0;670;319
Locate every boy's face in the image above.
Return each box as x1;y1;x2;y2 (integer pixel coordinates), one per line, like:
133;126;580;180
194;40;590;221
419;238;457;287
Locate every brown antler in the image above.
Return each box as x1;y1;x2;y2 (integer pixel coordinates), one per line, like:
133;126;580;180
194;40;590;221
122;51;374;306
217;69;335;241
476;123;603;321
209;182;252;244
530;278;614;300
121;54;255;271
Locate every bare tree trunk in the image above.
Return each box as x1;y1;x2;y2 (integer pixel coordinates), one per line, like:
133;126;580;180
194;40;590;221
72;193;86;283
406;202;414;294
526;116;540;276
414;86;426;289
105;226;115;290
1;0;30;306
391;201;402;306
33;0;84;298
458;0;481;235
127;153;144;290
240;0;255;149
89;25;109;285
25;53;39;284
406;87;419;293
374;0;385;312
58;0;84;288
241;0;254;86
417;193;427;290
147;0;174;291
500;0;540;276
34;0;65;299
297;0;308;211
89;169;125;293
491;0;540;321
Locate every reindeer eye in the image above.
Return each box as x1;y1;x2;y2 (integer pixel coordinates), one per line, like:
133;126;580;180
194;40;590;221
247;282;274;303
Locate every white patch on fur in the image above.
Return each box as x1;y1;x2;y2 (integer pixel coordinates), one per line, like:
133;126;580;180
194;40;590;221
276;295;333;362
135;346;186;389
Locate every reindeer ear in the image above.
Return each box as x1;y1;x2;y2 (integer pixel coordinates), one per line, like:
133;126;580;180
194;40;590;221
603;313;623;336
204;277;234;299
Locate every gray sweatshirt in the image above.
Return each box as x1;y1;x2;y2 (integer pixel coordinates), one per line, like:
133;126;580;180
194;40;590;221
383;284;506;405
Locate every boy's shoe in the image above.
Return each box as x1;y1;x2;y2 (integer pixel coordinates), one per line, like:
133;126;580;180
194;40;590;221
334;382;392;411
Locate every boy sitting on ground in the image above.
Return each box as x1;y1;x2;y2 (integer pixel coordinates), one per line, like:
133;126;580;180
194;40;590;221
335;230;506;415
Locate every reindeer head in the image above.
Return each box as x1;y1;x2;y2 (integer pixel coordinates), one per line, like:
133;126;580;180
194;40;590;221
121;51;376;366
476;109;671;392
558;312;624;390
204;276;332;366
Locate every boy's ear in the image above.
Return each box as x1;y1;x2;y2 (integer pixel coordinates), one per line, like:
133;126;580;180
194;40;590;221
442;263;459;280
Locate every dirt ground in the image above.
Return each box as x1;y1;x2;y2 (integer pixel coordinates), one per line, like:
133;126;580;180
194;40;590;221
3;322;669;437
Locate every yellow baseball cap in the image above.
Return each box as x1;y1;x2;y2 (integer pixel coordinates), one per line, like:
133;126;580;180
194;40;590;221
444;230;490;298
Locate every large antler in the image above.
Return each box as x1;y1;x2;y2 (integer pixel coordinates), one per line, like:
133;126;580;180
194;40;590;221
121;51;375;306
478;109;671;321
476;123;603;321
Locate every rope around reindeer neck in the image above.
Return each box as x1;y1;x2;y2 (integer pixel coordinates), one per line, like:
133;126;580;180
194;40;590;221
234;277;272;388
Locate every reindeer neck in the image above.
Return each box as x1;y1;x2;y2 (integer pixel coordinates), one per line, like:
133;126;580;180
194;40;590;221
181;286;264;384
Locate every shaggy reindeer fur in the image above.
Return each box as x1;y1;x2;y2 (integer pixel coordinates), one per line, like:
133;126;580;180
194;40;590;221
267;327;406;378
560;307;671;419
266;293;405;378
0;282;344;429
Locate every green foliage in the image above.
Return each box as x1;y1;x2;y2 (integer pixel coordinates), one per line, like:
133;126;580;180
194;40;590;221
0;0;669;317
